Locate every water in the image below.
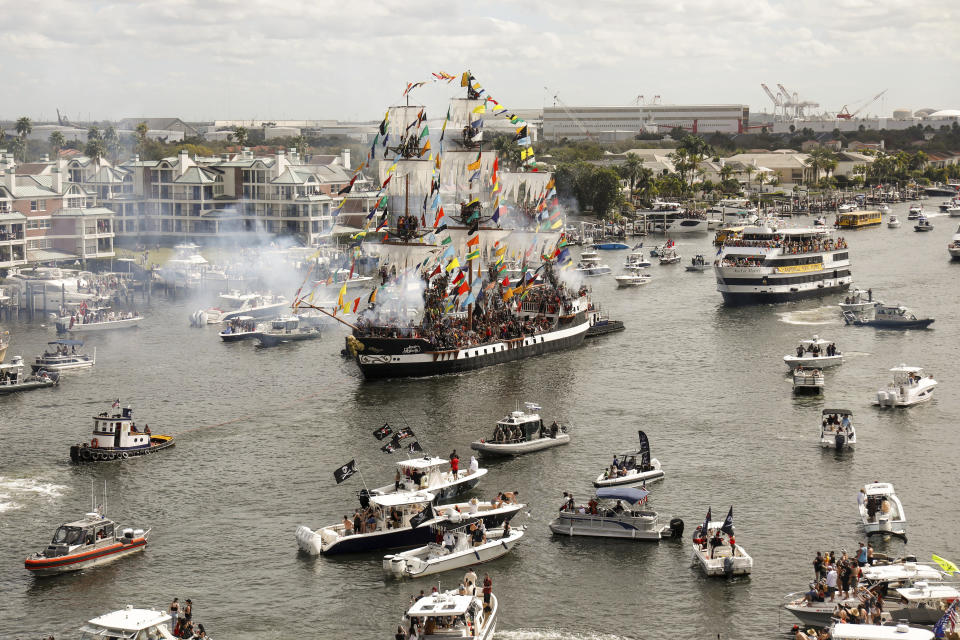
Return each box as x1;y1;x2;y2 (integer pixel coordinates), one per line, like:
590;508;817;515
1;202;958;639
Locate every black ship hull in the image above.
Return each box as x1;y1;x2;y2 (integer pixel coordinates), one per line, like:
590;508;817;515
719;282;850;306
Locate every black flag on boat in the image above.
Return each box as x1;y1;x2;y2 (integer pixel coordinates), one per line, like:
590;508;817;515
720;506;734;536
638;430;651;468
701;507;712;537
394;427;415;441
333;459;357;484
381;441;398;454
410;503;433;528
408;441;424;454
373;423;393;440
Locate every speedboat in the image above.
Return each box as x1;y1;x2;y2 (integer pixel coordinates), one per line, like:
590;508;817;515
624;250;651;270
888;584;960;625
793;367;824;394
594;431;664;487
31;339;95;372
575;261;612;276
690;507;752;577
838;202;858;213
25;507;149;575
295;492;523;555
839;288;880;313
947;204;960;217
948;224;960;259
614;273;652;288
549;486;682;541
829;623;933;640
685;254;709;271
69;403;175;463
470;402;569;456
255;315;322;347
887;215;901;228
56;309;142;334
874;365;937;407
383;522;523;578
402;587;497;640
877;203;891;213
205;292;289;323
813;216;827;227
844;304;934;329
219;316;260;342
76;606;176;640
371;454;487;502
783;336;842;369
0;356;59;394
907;204;923;219
914;216;934;232
859;482;907;538
658;247;681;264
593;241;629;250
820;409;855;450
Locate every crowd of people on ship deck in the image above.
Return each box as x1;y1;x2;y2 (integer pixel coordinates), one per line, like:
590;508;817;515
723;236;848;254
601;454;652;480
167;597;210;639
796;342;839;358
223;317;256;334
44;343;79;357
796;546;889;635
822;412;853;437
490;420;559;443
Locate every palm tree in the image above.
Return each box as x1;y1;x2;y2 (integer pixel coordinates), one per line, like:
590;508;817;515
85;139;107;165
104;126;120;164
87;126;102;142
744;164;755;191
134;122;149;156
48;131;66;158
621;153;644;193
234;126;248;148
10;136;26;162
15;116;32;139
293;134;308;161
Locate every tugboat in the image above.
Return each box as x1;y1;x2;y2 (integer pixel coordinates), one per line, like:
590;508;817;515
31;339;95;372
70;403;174;462
25;494;149;575
0;355;59;394
470;402;570;456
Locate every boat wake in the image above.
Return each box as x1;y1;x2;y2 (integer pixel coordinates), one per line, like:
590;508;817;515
498;631;634;640
0;476;67;512
778;307;837;325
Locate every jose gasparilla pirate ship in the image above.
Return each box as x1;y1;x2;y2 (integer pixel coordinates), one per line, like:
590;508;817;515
70;401;174;462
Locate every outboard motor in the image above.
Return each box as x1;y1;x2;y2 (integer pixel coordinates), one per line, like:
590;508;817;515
357;489;371;509
835;433;846;450
669;518;685;540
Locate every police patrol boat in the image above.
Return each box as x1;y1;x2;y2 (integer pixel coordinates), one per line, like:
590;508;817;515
470;402;569;456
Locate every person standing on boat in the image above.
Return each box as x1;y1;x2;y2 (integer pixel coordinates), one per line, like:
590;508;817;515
169;598;179;634
464;567;477;594
469;456;478;475
482;574;493;612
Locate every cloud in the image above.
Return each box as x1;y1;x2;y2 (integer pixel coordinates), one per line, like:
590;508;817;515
0;0;956;121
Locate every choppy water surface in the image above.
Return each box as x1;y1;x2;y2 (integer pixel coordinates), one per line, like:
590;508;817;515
1;203;958;639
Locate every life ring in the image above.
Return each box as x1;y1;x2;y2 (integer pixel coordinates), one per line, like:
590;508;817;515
121;452;129;460
91;438;99;448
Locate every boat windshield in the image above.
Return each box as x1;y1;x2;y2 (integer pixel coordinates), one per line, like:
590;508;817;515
78;628;140;640
52;526;84;545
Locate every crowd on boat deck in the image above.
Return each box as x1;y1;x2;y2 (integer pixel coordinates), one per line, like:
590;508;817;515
858;489;897;523
692;526;737;559
723;236;848;254
67;309;140;326
557;490;646;516
491;420;559;443
822;412;853;435
601;454;652;480
797;342;839;357
167;598;211;639
44;343;79;356
76;274;132;299
396;571;493;639
720;256;766;267
797;546;890;633
223;317;256;334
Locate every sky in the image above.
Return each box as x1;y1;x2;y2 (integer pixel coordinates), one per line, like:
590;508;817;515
0;0;958;123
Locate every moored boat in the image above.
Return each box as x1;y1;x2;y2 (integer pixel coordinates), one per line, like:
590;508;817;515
594;431;664;487
383;521;523;578
70;403;175;463
31;339;95;372
690;507;752;577
470;402;569;456
549;486;682;541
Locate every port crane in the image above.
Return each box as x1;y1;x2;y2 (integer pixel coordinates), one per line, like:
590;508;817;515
760;84;784;120
777;83;820;119
547;88;594;141
836;89;888;119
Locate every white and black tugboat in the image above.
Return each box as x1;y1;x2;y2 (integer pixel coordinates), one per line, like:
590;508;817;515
471;402;569;456
0;355;59;394
70;402;174;462
25;492;149;576
594;431;664;487
714;224;851;304
31;339;95;372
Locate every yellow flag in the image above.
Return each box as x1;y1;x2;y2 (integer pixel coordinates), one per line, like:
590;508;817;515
445;257;460;272
472;104;486;114
336;282;347;310
932;554;959;574
467;158;481;171
435;154;442;169
460;72;470;87
420;140;431;157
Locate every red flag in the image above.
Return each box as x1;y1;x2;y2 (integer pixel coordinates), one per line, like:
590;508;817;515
466;235;480;248
451;271;465;286
501;276;510;286
457;281;469;295
430;264;442;277
433;206;445;228
352;297;361;313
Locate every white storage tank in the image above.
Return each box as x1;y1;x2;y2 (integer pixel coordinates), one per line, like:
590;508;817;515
892;108;912;120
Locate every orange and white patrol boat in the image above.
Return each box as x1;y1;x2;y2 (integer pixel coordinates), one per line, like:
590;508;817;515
70;402;174;462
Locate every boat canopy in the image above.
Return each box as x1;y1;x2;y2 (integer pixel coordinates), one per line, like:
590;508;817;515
48;339;84;346
823;409;853;416
407;593;479;618
861;563;944;582
369;491;435;508
799;336;831;347
830;622;933;640
85;607;171;633
894;584;960;601
890;364;922;373
596;487;649;504
863;483;896;497
396;456;447;471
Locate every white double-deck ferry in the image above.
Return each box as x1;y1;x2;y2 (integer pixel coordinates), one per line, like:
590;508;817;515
714;224;852;305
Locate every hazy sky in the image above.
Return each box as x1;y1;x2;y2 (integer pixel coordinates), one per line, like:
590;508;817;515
1;0;957;123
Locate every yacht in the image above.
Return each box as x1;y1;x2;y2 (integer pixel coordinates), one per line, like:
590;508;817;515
384;522;523;578
644;200;709;234
31;339;95;372
0;356;59;394
685;254;709;272
859;482;906;537
838;202;859;213
401;588;498;640
157;243;207;287
714;224;851;305
594;431;664;487
874;365;937;407
887;215;901;228
205;292;289;323
25;508;149;575
793;367;824;394
783;336;842;369
77;606;176;640
470;403;569;456
6;266;99;306
549;487;682;541
914;216;934;232
371;454;487;501
820;409;855;450
948;224;960;259
255;315;322;347
839;288;879;313
70;403;175;463
614;272;653;288
624;250;651;270
691;507;752;577
844;304;933;329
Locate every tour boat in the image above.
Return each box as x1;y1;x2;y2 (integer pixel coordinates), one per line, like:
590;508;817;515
859;482;907;538
874;365;937;408
658;247;681;264
690;508;753;577
829;623;933;640
401;588;497;640
594;431;664;487
70;404;175;463
383;522;523;578
25;508;149;576
614;272;652;288
624;250;651;270
575;261;612;276
549;486;683;541
0;356;59;394
914;217;934;232
218;316;260;342
948;224;960;259
839;288;880;313
887;215;901;228
793;367;824;394
31;339;95;372
77;606;176;640
295;492;523;555
470;402;569;456
844;304;934;329
820;409;855;450
255;315;322;347
685;254;709;271
56;309;142;334
370;455;487;502
205;292;289;323
714;224;851;305
783;336;842;369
